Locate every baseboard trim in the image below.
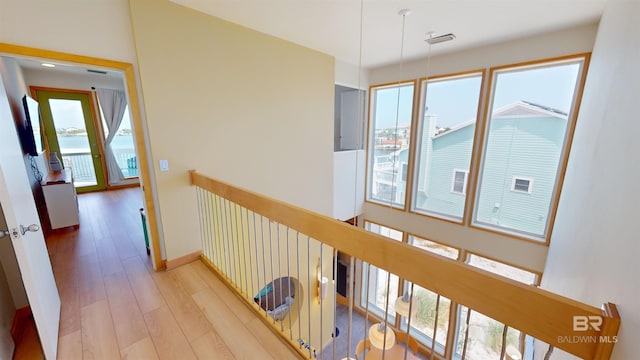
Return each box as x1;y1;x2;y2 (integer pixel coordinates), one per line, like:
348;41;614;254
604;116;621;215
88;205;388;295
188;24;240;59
165;250;202;270
10;306;32;344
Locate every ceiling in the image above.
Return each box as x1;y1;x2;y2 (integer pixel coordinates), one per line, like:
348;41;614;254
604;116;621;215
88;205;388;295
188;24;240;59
171;0;607;69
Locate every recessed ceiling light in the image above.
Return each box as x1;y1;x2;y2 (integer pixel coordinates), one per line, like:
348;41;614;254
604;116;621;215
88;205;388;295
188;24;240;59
41;63;56;68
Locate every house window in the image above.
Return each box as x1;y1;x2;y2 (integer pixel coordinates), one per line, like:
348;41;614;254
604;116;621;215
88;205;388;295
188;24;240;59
366;82;415;208
451;170;469;195
412;73;483;220
511;176;533;193
366;55;587;243
474;57;587;239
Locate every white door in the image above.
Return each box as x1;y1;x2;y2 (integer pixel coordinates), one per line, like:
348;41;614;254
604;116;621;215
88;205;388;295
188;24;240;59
0;74;60;359
340;90;365;150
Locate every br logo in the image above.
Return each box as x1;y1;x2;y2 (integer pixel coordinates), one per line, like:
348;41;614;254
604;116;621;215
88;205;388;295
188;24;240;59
573;315;602;331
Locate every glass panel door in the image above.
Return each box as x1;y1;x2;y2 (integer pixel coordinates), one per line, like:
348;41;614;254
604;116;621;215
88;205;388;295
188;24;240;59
37;90;106;192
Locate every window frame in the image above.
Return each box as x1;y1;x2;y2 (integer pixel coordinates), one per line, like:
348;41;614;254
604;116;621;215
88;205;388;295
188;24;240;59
451;169;469;195
511;176;533;194
409;71;486;223
365;80;417;210
364;54;590;246
470;54;589;242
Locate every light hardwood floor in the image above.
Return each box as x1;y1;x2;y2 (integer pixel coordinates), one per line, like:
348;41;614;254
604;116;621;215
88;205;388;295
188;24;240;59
16;188;300;360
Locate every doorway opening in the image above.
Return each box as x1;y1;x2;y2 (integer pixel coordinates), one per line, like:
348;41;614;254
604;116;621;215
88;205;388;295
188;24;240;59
0;44;162;270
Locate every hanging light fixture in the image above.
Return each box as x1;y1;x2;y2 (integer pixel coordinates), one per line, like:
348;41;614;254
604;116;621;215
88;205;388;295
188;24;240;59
394;289;418;318
369;322;396;350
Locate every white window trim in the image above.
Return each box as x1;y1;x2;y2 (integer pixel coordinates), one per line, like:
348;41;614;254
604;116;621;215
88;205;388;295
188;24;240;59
511;176;534;194
451;169;469;195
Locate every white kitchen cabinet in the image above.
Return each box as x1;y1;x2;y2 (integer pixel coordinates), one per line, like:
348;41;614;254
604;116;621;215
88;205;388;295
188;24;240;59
42;169;79;230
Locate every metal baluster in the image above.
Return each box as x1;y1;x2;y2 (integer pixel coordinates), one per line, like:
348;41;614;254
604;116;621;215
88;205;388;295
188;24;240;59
307;235;312;358
240;206;249;299
544;344;554;360
277;224;283;330
287;227;293;340
213;195;223;273
222;198;232;281
296;231;302;351
461;308;472;360
430;293;440;360
244;208;253;301
260;215;268;316
319;243;324;359
500;325;508;360
382;271;391;359
404;282;416;360
268;220;275;323
332;248;338;360
347;255;356;360
252;212;261;310
214;195;224;273
230;201;239;290
232;203;243;295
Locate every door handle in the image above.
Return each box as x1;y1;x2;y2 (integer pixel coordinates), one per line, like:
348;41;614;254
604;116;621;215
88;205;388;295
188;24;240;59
0;230;9;239
20;224;40;235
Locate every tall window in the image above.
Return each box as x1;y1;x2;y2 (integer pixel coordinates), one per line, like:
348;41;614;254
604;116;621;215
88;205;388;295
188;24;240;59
412;73;483;220
367;82;415;208
362;222;402;323
474;58;586;239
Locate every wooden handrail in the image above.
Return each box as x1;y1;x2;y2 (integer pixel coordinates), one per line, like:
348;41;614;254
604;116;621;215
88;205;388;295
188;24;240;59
189;170;620;359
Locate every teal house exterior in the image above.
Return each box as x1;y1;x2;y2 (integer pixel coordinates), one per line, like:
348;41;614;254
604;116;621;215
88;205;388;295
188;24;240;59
415;101;568;236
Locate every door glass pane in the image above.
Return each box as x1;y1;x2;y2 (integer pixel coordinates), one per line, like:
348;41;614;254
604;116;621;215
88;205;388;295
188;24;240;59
101;105;137;178
49;99;97;187
413;74;482;220
368;82;414;208
474;60;583;239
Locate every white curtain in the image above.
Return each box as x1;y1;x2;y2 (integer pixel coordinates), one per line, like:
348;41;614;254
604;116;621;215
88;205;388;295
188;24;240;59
96;88;127;185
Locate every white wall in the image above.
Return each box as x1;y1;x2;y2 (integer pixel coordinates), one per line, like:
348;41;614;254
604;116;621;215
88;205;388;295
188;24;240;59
363;23;599;273
541;0;639;358
22;68;125;92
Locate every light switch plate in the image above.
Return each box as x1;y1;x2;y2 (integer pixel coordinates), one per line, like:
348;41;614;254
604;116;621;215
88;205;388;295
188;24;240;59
159;159;169;172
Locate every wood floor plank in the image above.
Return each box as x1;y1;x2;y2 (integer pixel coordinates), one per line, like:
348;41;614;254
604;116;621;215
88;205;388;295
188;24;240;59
192;287;279;360
56;267;81;337
123;256;165;314
121;336;159;360
103;270;149;350
246;317;301;360
172;262;208;295
144;306;197;360
191;331;235;360
77;254;107;307
152;269;213;341
19;188;303;360
57;329;82;360
189;261;256;324
81;299;121;360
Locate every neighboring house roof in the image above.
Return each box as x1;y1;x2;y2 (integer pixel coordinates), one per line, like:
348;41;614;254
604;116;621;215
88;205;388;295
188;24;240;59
432;100;567;139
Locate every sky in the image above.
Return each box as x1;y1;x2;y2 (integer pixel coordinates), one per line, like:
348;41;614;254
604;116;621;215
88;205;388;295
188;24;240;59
374;61;582;129
47;99;132;131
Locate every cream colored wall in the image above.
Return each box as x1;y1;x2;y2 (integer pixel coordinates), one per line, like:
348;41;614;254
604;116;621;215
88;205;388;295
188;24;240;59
0;0;136;63
129;0;335;260
541;0;639;358
363;23;598;273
